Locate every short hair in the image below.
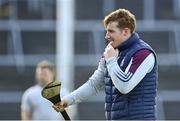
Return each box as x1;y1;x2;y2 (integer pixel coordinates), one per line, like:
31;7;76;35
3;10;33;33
37;60;56;80
103;8;136;34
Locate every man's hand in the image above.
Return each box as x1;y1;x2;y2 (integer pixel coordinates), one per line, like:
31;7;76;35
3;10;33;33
52;100;68;112
104;42;119;61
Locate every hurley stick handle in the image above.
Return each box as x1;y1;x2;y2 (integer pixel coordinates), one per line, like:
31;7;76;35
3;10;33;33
57;97;71;120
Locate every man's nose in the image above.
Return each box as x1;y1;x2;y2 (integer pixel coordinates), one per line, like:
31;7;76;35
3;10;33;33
105;32;110;40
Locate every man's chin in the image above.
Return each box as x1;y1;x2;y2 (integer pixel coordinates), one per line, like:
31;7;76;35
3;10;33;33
37;81;47;87
111;43;116;48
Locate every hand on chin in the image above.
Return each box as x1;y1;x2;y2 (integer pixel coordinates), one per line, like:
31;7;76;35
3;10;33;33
104;42;119;61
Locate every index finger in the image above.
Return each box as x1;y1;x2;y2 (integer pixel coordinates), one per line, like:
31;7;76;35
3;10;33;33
107;41;113;47
52;105;60;112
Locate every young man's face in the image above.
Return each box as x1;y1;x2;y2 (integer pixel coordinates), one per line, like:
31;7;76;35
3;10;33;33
105;21;131;48
36;67;54;87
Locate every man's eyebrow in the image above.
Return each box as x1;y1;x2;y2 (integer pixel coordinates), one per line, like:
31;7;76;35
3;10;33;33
107;29;114;32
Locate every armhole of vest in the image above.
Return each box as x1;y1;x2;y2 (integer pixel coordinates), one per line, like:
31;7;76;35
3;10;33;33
130;48;155;59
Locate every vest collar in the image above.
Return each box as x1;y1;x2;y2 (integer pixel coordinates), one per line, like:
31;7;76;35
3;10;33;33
117;32;140;51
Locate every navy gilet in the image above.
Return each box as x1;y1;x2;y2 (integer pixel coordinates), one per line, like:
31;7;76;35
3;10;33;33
104;33;158;120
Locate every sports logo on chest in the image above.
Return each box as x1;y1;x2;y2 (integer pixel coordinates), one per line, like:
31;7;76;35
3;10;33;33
120;57;125;67
118;55;129;71
118;52;126;68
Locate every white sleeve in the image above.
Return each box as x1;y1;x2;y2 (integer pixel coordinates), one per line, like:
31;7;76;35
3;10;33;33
21;90;33;112
63;58;105;105
106;53;155;94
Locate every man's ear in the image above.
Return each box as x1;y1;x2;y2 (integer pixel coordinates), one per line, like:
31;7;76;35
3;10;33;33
123;28;130;36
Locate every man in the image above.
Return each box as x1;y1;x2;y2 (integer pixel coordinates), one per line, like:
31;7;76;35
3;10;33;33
53;8;158;120
21;60;64;120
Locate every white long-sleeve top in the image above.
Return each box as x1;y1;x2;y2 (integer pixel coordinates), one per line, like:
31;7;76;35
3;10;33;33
63;49;155;106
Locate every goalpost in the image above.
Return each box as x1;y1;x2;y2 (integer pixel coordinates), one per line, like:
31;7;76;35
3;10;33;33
56;0;77;119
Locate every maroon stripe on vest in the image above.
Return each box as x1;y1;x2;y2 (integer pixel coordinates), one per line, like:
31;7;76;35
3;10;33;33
129;49;151;73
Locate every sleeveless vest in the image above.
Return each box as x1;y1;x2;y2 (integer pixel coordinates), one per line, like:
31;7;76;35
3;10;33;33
104;33;158;120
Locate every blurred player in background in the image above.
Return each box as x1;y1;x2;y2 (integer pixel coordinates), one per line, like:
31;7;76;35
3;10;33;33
21;60;65;120
53;8;158;120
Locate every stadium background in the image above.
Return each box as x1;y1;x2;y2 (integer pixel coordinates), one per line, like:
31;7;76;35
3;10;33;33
0;0;180;120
